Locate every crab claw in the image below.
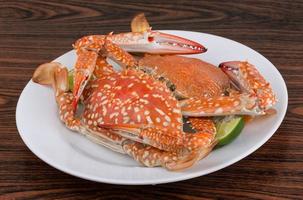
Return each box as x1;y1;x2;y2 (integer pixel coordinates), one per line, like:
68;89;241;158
116;31;207;54
218;61;249;92
75;31;207;55
129;13;206;54
219;61;277;111
147;31;207;54
74;13;206;55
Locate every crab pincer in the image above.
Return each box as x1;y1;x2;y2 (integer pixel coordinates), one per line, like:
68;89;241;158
219;61;277;113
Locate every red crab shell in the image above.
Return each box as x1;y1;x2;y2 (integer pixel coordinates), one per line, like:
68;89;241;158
82;69;184;151
139;55;230;98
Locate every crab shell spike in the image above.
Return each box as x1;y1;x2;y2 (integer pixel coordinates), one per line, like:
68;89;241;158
219;61;277;111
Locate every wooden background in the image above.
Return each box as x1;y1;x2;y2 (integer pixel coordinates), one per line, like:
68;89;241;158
1;0;302;199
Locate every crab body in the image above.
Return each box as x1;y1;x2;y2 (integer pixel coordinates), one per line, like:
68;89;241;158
83;68;185;152
139;55;230;99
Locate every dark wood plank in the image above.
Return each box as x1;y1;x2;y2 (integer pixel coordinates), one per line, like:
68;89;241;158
0;0;302;199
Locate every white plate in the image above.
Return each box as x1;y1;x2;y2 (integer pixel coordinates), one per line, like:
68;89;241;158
16;31;288;185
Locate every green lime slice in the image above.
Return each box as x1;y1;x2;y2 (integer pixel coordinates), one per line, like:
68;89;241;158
215;116;245;147
68;69;74;91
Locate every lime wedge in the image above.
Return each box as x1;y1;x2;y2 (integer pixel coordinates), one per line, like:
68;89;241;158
215;116;245;147
68;70;74;91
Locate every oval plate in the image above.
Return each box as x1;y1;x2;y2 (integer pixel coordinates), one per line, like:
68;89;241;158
16;31;288;185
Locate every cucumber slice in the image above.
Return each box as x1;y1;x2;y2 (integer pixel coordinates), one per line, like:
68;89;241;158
215;116;245;147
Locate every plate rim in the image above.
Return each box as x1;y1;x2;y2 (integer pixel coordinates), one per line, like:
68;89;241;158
16;30;288;185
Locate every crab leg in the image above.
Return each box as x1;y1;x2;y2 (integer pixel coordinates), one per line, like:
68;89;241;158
99;123;216;170
33;63;80;130
99;123;216;152
73;48;99;109
99;123;184;152
102;38;137;68
180;93;259;116
122;140;200;171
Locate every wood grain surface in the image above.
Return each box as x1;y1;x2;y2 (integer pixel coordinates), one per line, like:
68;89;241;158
1;0;302;199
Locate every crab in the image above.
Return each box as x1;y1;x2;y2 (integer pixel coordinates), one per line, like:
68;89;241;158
33;37;217;171
71;13;206;109
139;54;277;120
133;14;276;119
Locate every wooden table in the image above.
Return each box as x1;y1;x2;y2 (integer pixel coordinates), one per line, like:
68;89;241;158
1;1;302;199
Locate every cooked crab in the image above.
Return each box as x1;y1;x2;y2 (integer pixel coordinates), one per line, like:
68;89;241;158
135;14;276;118
32;39;216;171
71;13;206;109
139;55;277;117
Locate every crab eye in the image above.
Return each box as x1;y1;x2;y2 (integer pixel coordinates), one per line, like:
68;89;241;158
148;36;154;42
